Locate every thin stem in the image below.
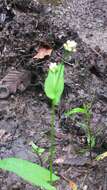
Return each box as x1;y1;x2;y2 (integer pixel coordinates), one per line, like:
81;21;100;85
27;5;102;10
88;126;92;160
50;102;55;183
85;112;92;160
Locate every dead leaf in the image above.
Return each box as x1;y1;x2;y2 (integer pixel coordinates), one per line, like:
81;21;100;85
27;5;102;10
69;180;78;190
60;175;78;190
33;47;52;59
55;155;89;166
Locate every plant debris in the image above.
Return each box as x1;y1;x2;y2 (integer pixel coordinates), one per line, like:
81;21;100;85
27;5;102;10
0;68;31;99
33;46;53;59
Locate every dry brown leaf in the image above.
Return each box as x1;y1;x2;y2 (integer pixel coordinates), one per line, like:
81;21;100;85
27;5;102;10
69;180;78;190
33;47;52;59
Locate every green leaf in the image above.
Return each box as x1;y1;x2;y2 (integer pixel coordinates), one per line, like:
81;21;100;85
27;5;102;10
0;158;59;190
96;152;107;161
44;64;64;105
30;141;45;156
65;107;87;117
87;135;96;148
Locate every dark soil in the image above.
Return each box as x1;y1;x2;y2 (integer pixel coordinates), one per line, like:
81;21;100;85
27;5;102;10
0;0;107;189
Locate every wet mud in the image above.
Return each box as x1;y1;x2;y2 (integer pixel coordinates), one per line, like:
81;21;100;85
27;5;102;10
0;0;107;189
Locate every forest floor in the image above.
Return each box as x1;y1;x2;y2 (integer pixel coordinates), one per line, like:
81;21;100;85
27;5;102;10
0;0;107;189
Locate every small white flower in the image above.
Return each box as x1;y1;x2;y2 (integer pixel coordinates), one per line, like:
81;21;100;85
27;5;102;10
63;40;77;52
49;62;58;72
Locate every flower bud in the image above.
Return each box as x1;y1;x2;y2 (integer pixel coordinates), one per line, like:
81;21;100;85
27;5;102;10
49;62;58;72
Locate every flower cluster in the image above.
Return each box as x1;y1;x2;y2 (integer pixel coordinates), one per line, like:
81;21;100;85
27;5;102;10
63;40;77;52
49;40;77;71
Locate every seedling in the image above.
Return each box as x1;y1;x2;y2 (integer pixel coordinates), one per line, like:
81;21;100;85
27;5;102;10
44;63;64;182
65;104;96;158
44;40;77;182
29;141;45;156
